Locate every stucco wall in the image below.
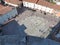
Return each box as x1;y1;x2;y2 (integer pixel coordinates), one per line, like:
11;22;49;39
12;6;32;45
23;1;34;9
23;1;54;13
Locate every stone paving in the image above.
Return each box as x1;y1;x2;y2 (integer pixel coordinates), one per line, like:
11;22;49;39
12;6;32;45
20;16;51;38
15;8;60;38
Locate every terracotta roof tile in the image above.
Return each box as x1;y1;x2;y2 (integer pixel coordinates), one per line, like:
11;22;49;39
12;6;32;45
23;0;60;10
5;0;22;5
0;4;13;15
37;0;60;10
23;0;38;3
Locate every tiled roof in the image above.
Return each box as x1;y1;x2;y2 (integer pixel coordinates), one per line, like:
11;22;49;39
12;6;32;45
0;4;13;15
23;0;60;10
5;0;22;5
37;0;60;10
23;0;38;3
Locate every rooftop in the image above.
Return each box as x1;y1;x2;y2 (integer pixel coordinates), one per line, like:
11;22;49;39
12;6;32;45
23;0;60;10
5;0;22;5
37;0;60;10
0;4;13;15
23;0;38;3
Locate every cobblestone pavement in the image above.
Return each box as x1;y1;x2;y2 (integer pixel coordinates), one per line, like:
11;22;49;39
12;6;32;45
15;8;60;38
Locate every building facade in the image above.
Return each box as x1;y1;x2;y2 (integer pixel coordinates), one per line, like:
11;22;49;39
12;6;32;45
23;0;60;17
4;0;22;7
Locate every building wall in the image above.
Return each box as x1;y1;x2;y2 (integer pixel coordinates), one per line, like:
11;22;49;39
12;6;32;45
23;1;60;17
27;2;34;9
23;1;28;7
34;4;42;10
23;1;54;13
23;1;34;9
0;8;17;25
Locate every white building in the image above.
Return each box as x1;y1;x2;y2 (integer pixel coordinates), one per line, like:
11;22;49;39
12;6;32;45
23;0;60;17
23;0;54;13
53;0;60;5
